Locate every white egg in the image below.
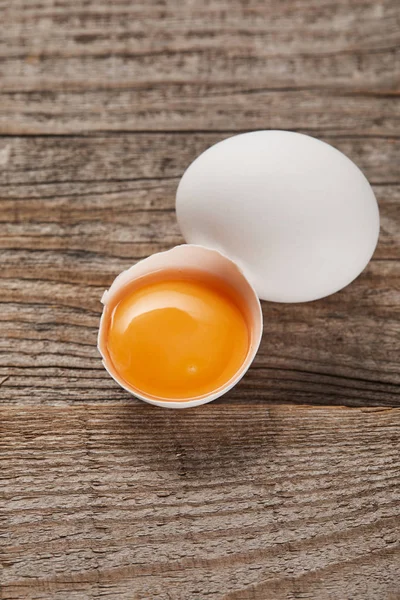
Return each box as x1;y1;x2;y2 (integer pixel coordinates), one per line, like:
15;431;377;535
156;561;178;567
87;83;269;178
176;131;380;303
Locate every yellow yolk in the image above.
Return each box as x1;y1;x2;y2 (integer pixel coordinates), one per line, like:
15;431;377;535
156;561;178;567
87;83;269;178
105;274;249;400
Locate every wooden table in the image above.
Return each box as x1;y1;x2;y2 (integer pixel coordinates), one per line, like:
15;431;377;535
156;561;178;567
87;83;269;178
1;2;399;599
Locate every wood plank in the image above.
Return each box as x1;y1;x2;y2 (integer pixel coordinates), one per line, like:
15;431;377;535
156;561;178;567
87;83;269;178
2;403;400;599
0;0;399;134
1;88;399;137
0;133;399;407
0;133;398;407
0;259;399;406
1;133;398;191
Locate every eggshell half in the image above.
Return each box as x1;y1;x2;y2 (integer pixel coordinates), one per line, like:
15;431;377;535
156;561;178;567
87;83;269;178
176;130;380;303
98;245;263;408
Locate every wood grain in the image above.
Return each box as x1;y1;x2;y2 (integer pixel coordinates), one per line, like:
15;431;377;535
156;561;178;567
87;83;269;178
2;404;400;600
0;0;399;135
1;0;400;598
0;133;399;407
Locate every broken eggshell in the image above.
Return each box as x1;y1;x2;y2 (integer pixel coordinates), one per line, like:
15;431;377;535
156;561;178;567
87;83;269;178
98;244;263;409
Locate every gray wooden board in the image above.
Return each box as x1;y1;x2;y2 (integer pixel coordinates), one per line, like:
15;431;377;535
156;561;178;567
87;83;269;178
1;1;399;598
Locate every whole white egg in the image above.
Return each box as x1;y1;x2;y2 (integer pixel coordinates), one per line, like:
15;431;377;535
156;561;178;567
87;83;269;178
176;131;380;303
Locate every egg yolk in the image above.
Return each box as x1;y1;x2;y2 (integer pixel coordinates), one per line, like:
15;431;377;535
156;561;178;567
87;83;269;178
105;274;250;400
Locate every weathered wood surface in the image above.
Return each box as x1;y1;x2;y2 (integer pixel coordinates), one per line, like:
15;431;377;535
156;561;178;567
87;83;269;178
2;404;400;600
0;133;399;407
0;0;400;135
1;0;399;598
